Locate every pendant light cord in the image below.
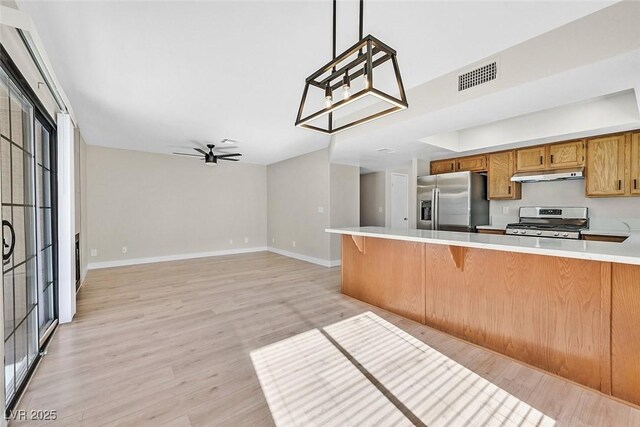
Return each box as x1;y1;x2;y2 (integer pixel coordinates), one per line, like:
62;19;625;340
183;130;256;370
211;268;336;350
332;0;365;61
358;0;364;55
332;0;337;72
359;0;363;40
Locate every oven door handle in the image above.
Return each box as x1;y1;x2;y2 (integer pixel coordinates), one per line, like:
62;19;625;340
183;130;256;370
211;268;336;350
3;219;15;262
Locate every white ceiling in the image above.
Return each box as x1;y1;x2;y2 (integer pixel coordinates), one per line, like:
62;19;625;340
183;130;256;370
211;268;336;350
18;0;618;165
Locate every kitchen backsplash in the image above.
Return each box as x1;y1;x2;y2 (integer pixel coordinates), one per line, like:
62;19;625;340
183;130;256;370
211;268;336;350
489;179;640;231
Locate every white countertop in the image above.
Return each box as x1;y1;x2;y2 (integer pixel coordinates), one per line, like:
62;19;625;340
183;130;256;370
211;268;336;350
326;226;640;266
580;229;631;237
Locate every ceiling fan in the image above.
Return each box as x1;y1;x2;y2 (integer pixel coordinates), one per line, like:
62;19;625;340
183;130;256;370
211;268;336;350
173;143;242;165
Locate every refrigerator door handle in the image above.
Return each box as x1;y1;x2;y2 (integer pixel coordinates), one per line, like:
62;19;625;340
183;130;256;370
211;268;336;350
432;188;440;230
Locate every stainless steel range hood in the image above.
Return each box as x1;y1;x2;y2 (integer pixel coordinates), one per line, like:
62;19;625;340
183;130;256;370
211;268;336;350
510;168;584;183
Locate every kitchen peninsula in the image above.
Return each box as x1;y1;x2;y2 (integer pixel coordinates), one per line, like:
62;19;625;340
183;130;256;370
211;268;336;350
326;226;640;407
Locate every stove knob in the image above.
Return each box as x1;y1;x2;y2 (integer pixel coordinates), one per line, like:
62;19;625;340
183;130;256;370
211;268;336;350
520;230;526;235
553;232;560;237
563;233;569;237
536;231;542;236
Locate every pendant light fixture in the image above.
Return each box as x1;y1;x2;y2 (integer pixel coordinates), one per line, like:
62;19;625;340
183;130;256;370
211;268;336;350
295;0;408;134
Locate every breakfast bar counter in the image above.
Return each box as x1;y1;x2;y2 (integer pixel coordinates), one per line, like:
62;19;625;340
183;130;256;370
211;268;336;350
326;226;640;407
326;226;640;265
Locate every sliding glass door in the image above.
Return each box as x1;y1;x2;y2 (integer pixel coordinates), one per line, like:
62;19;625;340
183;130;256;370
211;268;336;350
1;61;58;408
1;66;39;406
35;118;57;340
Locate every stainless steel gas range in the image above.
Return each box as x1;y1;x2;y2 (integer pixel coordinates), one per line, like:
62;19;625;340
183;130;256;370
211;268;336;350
505;207;589;240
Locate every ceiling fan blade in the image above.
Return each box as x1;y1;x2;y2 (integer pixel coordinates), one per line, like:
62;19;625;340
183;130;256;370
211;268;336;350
220;138;238;144
194;148;208;156
217;153;242;158
173;152;204;158
218;157;239;161
213;146;238;152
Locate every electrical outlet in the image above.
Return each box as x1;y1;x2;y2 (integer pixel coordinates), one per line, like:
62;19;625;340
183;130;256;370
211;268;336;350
502;206;509;214
229;239;233;245
121;246;127;254
378;206;383;213
317;206;324;213
292;241;296;248
90;249;97;257
244;237;249;243
271;237;275;244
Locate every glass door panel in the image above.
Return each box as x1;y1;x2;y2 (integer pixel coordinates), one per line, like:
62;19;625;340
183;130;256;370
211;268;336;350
0;67;40;406
35;121;56;335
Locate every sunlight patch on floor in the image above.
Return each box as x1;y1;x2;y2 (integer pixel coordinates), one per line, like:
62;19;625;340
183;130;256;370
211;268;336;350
251;312;556;426
250;328;411;426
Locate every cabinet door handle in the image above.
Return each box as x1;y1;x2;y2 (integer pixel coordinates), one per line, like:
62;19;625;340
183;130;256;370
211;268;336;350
451;163;454;171
634;179;637;190
540;155;543;165
457;162;461;169
508;185;511;195
550;154;554;164
618;179;622;190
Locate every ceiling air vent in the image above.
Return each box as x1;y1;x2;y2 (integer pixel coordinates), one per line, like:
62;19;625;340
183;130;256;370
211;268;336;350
458;62;497;91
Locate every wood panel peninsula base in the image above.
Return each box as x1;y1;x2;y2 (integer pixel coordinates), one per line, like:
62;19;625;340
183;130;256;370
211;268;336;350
338;231;640;407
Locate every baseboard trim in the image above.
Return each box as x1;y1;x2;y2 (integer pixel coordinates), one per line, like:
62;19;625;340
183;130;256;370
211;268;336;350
267;247;341;268
87;247;269;270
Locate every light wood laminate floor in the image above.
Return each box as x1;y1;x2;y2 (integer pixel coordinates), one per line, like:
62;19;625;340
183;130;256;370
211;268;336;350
12;252;640;426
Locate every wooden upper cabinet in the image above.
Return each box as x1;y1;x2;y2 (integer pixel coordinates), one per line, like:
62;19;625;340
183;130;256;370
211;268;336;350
586;135;627;197
431;159;455;175
515;146;546;172
455;155;487;172
548;140;585;169
488;151;521;200
631;133;640;195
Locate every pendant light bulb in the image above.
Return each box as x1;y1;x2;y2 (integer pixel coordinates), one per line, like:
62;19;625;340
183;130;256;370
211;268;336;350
342;71;351;100
324;83;333;108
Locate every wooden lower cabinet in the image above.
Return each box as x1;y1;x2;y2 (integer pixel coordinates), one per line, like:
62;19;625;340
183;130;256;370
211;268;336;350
424;244;605;390
611;263;640;406
341;235;425;323
340;235;640;406
476;228;506;235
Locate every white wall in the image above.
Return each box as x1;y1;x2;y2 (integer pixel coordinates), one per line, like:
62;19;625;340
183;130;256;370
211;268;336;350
360;172;386;226
74;129;89;283
79;134;88;280
329;163;360;261
267;149;331;264
267;148;359;266
86;146;268;266
490;180;640;231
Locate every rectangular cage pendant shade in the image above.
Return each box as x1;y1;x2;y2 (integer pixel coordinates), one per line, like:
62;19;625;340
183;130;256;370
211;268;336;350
295;34;408;135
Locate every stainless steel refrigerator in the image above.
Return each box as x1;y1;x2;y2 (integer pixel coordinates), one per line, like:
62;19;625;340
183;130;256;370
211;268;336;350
417;171;489;231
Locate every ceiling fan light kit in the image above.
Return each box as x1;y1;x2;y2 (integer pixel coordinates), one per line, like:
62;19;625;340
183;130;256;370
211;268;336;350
295;0;408;135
